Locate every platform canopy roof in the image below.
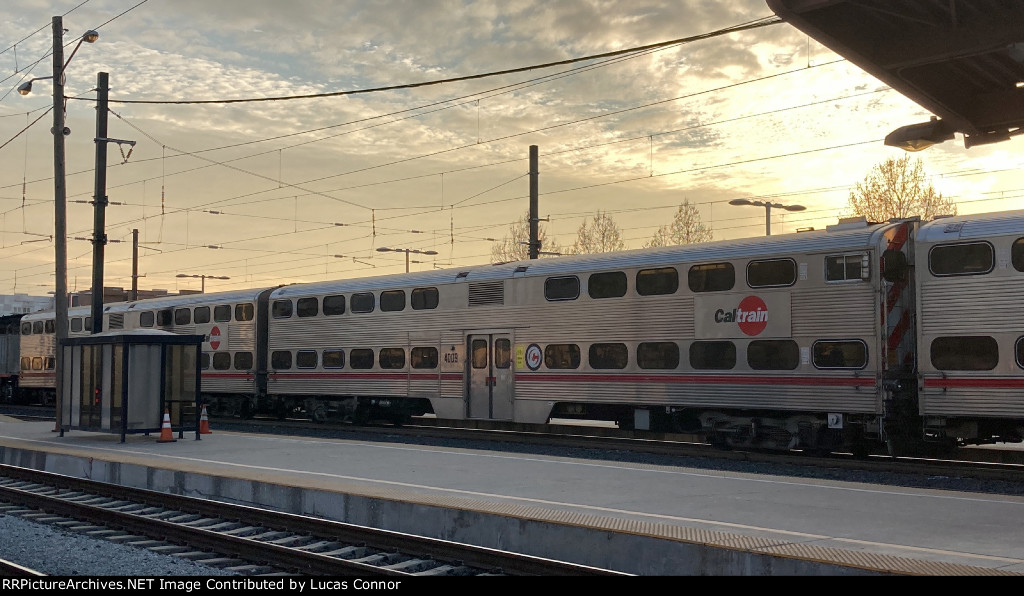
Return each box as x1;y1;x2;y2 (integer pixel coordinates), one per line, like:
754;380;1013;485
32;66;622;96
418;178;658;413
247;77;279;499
766;0;1024;150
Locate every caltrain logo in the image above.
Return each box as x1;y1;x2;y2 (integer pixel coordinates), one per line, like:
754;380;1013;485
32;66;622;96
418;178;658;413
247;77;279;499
209;326;221;350
714;296;769;336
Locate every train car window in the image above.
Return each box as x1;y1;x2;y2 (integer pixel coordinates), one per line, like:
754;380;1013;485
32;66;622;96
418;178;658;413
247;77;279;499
688;263;734;293
296;350;318;369
747;340;800;370
32;321;43;334
45;357;54;370
588;272;627;299
689;341;736;370
495;339;511;369
194;306;211;324
350;348;374;369
272;300;293;319
589;343;628;369
324;295;346;316
235;303;254;322
20;357;30;371
812;340;867;369
85;317;92;330
174;308;191;326
931;336;998;371
20;323;31;335
411;287;439;310
826;254;865;282
199;353;210;370
1013;238;1024;272
544;344;581;369
296;297;319;318
351;293;375;313
379;348;406;369
271;350;292;370
637;267;679;296
411;347;438;369
323;349;345;369
212;352;231;370
31;357;43;371
1016;337;1024;369
545;276;580;301
139;312;154;328
637;342;679;370
71;318;84;332
747;258;796;288
45;320;55;334
929;242;994;276
472;340;488;368
380;290;406;312
234;351;253;370
214;305;231;322
157;309;173;326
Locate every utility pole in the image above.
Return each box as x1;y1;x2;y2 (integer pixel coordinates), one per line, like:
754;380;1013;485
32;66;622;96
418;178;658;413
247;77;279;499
528;145;539;259
52;16;68;433
131;228;138;301
90;72;109;333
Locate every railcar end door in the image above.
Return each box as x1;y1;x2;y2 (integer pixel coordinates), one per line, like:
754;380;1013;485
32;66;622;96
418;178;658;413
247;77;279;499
467;333;513;420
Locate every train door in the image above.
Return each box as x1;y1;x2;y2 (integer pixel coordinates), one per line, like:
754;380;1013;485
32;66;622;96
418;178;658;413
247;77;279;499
467;333;513;420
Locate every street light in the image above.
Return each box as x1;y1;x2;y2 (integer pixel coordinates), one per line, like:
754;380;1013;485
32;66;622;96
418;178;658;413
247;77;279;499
176;274;230;293
729;199;805;236
375;247;439;273
17;18;99;434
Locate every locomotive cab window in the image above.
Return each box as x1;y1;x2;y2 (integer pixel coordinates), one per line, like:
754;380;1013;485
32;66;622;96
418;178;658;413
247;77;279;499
214;305;231;322
411;287;439;310
826;254;867;282
688;263;734;293
351;293;375;313
194;306;211;324
235;303;254;322
380;290;406;312
747;258;796;288
545;276;580;301
271;350;292;370
544;344;581;369
323;349;345;369
350;348;374;369
931;336;998;371
297;297;319;318
272;300;293;319
812;340;867;369
689;341;736;370
20;323;30;335
636;267;678;296
588;271;627;299
156;310;172;326
589;343;628;369
1013;238;1024;273
411;347;438;369
748;340;800;370
323;295;346;316
929;242;994;276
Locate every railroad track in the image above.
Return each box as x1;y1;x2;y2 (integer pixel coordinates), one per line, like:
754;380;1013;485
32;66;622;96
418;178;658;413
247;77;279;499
0;464;628;577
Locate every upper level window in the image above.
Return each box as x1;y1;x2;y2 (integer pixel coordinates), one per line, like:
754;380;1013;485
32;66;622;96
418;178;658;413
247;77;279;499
351;293;375;313
272;300;293;319
235;303;254;322
688;263;734;293
297;297;319;318
544;344;581;369
748;340;800;370
747;258;796;288
929;242;994;276
214;305;231;322
157;310;172;326
1013;238;1024;273
826;254;865;282
45;320;55;334
324;295;345;316
588;272;627;299
71;318;84;332
545;276;579;301
20;323;30;335
812;340;868;369
411;287;439;310
636;267;678;296
931;336;998;371
174;308;191;326
194;306;211;324
380;290;406;312
588;343;628;369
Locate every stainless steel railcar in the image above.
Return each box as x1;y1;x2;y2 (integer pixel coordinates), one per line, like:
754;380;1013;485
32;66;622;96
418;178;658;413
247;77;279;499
17;306;94;404
0;314;23;403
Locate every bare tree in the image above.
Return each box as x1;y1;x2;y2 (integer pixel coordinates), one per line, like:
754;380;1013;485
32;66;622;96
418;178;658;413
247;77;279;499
847;155;957;222
570;210;625;255
644;199;712;248
490;210;561;263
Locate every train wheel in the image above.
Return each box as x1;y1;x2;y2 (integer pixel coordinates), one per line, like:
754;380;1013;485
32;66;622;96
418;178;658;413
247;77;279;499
311;405;328;424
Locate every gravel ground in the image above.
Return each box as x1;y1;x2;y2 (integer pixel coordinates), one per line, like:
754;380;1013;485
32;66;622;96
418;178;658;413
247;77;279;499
0;514;243;576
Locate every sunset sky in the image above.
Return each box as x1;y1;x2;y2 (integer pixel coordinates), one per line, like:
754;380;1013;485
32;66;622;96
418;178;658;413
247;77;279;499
1;0;1021;296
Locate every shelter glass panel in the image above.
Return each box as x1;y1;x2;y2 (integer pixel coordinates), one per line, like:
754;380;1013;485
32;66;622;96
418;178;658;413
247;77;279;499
379;348;405;369
588;272;627;299
350;349;374;369
297;297;319;318
411;347;438;369
380;290;406;312
271;350;292;370
411;287;439;310
214;305;231;322
931;336;998;370
545;276;580;301
272;300;293;319
324;295;346;316
747;259;796;288
194;306;211;324
589;343;628;369
636;267;678;296
812;340;867;369
234;351;253;370
637;342;679;370
747;340;800;370
544;344;581;369
689;341;736;370
929;242;994;276
351;293;375;313
323;349;345;369
688;263;734;292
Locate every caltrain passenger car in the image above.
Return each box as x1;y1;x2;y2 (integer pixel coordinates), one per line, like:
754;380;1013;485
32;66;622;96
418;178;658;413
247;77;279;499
0;314;24;403
18;306;93;404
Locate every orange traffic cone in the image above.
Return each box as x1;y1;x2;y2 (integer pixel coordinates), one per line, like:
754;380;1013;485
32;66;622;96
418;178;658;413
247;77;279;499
157;409;177;443
199;404;212;435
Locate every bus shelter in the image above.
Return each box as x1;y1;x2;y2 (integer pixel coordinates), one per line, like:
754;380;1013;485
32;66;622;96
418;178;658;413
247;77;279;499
59;330;203;442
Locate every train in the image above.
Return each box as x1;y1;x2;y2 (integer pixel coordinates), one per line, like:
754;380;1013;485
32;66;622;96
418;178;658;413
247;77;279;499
4;208;1023;457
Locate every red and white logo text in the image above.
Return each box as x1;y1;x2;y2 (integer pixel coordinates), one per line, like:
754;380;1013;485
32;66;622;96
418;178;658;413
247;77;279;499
714;296;769;336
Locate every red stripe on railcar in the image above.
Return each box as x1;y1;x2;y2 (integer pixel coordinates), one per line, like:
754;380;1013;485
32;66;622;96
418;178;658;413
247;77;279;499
516;373;876;387
269;372;463;381
924;378;1024;389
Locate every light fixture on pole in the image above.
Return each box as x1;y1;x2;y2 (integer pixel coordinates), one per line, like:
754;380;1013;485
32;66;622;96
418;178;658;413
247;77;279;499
176;273;230;294
728;199;805;236
375;247;439;273
884;116;956;152
17;18;99;435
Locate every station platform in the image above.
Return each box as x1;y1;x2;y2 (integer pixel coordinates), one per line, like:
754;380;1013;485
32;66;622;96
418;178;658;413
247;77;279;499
1;416;1022;576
